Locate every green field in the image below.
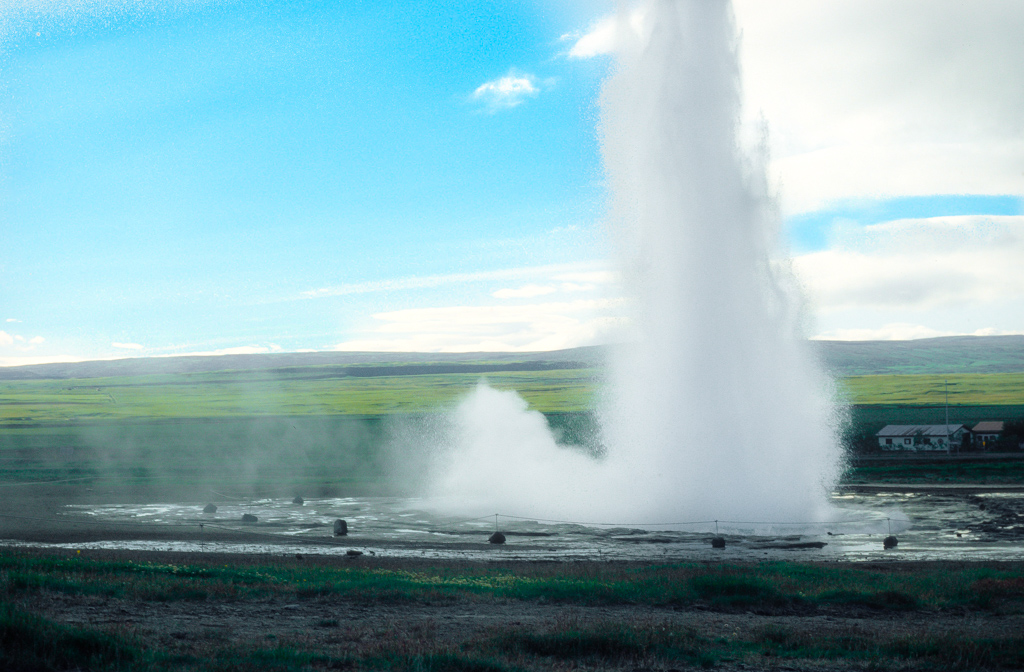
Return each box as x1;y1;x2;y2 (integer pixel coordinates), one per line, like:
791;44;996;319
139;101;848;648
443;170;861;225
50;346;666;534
840;372;1024;406
0;366;598;424
3;365;1023;423
1;361;1023;495
2;550;1023;671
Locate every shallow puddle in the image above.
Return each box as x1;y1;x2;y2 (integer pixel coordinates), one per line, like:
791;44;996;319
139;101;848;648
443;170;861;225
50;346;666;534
4;490;1022;562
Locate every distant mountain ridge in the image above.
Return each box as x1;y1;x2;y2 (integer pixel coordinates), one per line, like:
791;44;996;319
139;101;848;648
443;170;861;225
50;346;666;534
814;335;1024;376
0;336;1021;380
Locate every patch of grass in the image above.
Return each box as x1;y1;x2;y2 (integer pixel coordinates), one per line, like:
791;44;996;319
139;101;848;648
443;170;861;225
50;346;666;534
495;623;714;668
848;459;1024;484
3;551;1024;616
0;601;141;671
752;625;1024;670
841;373;1024;406
817;589;919;611
689;574;786;607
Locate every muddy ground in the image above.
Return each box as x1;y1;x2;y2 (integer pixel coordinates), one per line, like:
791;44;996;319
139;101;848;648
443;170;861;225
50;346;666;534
4;546;1023;672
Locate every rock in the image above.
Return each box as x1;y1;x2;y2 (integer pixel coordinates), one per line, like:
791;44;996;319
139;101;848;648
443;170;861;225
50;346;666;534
711;536;726;549
333;519;348;536
241;513;258;523
295;553;303;560
203;503;217;514
346;549;363;557
488;531;506;544
292;496;304;505
884;535;898;549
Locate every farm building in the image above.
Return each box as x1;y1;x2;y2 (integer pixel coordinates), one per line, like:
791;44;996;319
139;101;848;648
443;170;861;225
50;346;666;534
971;421;1004;450
876;424;967;451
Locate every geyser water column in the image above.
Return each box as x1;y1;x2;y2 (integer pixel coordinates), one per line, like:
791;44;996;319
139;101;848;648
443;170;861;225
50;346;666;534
426;0;844;524
599;0;844;523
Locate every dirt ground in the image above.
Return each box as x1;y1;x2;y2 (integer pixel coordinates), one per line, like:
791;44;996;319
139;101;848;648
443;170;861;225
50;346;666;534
2;546;1020;672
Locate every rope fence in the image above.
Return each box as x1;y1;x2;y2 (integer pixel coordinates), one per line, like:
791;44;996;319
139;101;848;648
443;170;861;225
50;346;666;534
0;506;903;543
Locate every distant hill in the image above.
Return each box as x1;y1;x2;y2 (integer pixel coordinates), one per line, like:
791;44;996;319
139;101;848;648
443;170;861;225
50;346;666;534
0;346;605;381
814;335;1024;376
0;335;1021;381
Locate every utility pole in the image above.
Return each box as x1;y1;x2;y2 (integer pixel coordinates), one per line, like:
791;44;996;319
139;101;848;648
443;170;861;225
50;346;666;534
945;379;951;455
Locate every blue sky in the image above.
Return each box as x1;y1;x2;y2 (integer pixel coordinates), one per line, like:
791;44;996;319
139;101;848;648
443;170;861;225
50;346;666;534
2;0;1023;364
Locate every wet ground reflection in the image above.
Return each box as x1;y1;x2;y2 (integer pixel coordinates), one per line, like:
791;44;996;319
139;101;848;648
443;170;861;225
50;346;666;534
4;491;1022;562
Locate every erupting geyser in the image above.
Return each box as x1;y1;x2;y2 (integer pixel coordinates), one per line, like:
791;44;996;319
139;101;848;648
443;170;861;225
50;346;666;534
427;0;845;524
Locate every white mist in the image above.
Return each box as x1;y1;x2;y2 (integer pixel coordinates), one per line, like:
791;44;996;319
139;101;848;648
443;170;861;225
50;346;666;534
426;0;845;525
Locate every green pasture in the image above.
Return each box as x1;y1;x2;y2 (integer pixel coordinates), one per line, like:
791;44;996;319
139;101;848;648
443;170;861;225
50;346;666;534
2;367;1024;427
2;364;1023;494
3;551;1022;611
840;372;1024;406
0;366;597;425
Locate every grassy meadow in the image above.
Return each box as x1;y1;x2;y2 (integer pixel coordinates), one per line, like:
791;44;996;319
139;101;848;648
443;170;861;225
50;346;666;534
1;359;1023;495
2;549;1024;671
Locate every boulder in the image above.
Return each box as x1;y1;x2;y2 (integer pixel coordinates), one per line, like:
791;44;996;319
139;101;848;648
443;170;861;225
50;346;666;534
346;549;363;557
241;513;258;523
202;503;217;514
292;496;304;505
883;535;898;549
488;531;506;544
711;536;726;549
333;519;348;536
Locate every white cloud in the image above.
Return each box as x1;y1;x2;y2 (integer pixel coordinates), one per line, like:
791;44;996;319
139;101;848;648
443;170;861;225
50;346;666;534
333;299;626;353
566;8;646;59
112;341;144;350
0;330;44;348
0;354;88;367
794;216;1024;313
5;318;20;323
813;324;1022;341
154;345;275;358
559;283;594;293
471;70;541;111
794;215;1024;339
571;2;1024;214
567;15;617;59
552;270;617;284
733;0;1024;214
812;324;954;341
300;263;606;300
492;285;556;299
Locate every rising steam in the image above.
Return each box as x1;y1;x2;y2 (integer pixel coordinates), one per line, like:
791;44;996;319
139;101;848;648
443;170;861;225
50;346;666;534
425;0;845;524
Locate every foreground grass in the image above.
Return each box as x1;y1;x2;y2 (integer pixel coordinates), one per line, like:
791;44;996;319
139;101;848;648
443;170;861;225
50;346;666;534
4;603;1024;671
3;550;1024;671
847;460;1024;484
3;551;1024;612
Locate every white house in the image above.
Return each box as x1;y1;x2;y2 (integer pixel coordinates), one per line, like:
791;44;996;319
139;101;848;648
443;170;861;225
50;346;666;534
876;424;967;451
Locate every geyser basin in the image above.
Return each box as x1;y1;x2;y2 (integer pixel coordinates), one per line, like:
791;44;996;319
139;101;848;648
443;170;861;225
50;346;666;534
7;492;1022;562
425;0;844;524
